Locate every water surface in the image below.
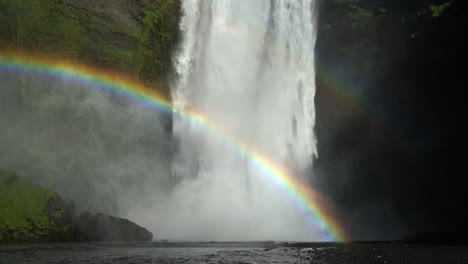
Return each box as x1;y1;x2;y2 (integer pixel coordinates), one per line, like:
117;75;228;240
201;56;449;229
1;241;467;264
0;241;315;264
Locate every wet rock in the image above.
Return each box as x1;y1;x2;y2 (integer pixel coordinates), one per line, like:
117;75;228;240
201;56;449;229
73;212;153;242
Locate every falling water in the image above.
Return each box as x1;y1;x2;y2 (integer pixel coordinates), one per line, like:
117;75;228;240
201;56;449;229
166;0;320;241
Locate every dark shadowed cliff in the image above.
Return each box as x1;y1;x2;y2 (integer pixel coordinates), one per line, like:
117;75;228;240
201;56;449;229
314;0;468;241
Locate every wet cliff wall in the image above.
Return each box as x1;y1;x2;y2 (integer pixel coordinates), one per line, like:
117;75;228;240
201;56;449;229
315;0;468;240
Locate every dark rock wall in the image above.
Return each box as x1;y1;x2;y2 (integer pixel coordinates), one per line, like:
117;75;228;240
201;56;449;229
314;0;468;240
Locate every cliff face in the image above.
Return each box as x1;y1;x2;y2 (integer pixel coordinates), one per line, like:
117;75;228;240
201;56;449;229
0;0;181;232
0;0;180;218
0;0;180;93
314;0;468;240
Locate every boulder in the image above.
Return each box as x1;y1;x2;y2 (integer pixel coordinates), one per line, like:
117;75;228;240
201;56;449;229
73;212;153;242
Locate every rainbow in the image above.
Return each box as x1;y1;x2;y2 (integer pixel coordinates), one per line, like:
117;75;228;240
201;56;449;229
0;50;348;242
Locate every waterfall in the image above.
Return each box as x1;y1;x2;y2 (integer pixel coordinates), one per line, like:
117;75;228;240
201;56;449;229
166;0;320;241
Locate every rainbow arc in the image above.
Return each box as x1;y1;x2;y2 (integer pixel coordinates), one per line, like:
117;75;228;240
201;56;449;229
0;51;348;242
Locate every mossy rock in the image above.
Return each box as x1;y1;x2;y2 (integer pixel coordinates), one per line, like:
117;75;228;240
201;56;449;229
0;170;82;242
0;171;153;242
0;0;180;92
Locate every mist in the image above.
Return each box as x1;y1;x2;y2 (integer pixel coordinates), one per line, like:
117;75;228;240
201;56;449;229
0;70;174;215
0;66;320;241
0;0;328;241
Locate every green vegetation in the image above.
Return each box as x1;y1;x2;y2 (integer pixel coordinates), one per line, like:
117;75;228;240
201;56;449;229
0;0;84;55
0;170;76;241
430;1;453;17
320;0;386;58
0;1;180;192
346;4;379;32
139;0;180;80
378;8;387;14
320;0;458;59
329;0;383;32
0;0;180;86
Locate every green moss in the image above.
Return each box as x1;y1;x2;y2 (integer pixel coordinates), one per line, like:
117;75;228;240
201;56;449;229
137;0;181;83
0;0;84;54
378;8;387;14
0;0;180;87
347;5;376;31
0;2;181;219
430;1;452;17
0;0;181;187
0;170;76;241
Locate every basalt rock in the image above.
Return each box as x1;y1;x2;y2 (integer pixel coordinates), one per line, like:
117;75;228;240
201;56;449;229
73;212;153;242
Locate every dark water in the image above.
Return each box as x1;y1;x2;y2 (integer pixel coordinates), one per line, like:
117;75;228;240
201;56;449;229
1;241;467;264
0;242;313;264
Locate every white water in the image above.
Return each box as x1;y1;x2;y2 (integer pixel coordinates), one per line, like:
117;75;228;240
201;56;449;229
161;0;322;241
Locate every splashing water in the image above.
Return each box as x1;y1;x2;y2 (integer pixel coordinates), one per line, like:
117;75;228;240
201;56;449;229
164;0;320;241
